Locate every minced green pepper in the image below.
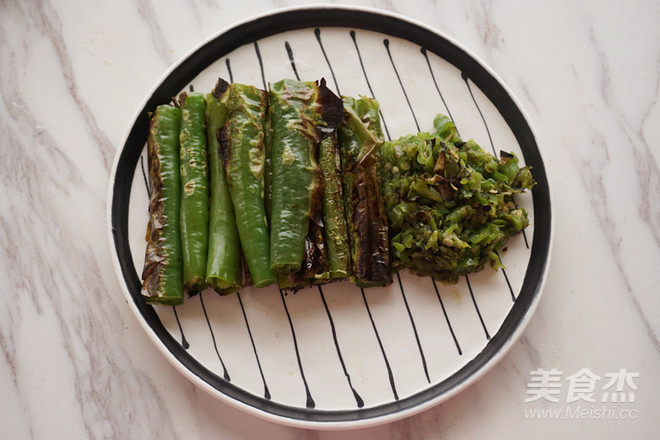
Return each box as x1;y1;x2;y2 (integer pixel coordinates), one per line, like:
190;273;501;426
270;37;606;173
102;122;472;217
378;114;535;283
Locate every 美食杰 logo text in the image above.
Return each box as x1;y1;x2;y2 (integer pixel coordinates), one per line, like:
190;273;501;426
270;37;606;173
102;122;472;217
523;368;639;420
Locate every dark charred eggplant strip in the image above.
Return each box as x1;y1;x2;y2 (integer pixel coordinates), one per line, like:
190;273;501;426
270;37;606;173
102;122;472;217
142;105;184;305
338;96;391;287
319;134;350;278
219;83;275;288
179;92;209;294
205;79;241;294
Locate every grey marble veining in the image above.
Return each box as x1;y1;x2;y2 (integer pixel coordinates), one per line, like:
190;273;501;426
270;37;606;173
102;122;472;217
0;0;658;438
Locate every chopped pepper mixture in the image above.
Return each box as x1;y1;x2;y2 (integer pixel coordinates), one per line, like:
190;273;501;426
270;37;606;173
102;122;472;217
378;114;535;283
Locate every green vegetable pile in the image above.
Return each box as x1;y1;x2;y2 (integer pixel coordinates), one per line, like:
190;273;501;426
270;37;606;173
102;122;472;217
140;77;534;306
379;115;535;283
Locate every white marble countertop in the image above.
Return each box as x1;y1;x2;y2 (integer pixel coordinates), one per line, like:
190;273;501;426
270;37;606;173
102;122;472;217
1;0;658;438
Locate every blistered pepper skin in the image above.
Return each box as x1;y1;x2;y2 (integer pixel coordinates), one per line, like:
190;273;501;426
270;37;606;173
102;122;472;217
219;83;275;288
267;79;322;274
179;92;209;294
141;105;184;305
338;96;391;287
319;134;351;279
205;79;242;294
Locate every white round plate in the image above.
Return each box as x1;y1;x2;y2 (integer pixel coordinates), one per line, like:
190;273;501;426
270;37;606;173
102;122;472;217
109;5;552;429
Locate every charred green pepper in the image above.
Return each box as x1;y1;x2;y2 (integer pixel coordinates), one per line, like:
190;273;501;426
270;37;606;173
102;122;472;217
267;79;322;274
319;133;351;279
205;79;242;294
141;104;184;305
268;78;343;276
218;83;275;288
178;91;209;294
338;96;391;287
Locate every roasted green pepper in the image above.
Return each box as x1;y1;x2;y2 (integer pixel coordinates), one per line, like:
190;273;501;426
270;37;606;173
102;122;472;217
268;78;343;276
178;91;209;294
267;79;322;274
141;104;184;305
205;79;242;294
319;133;351;279
218;83;275;288
338;96;391;287
276;220;330;291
